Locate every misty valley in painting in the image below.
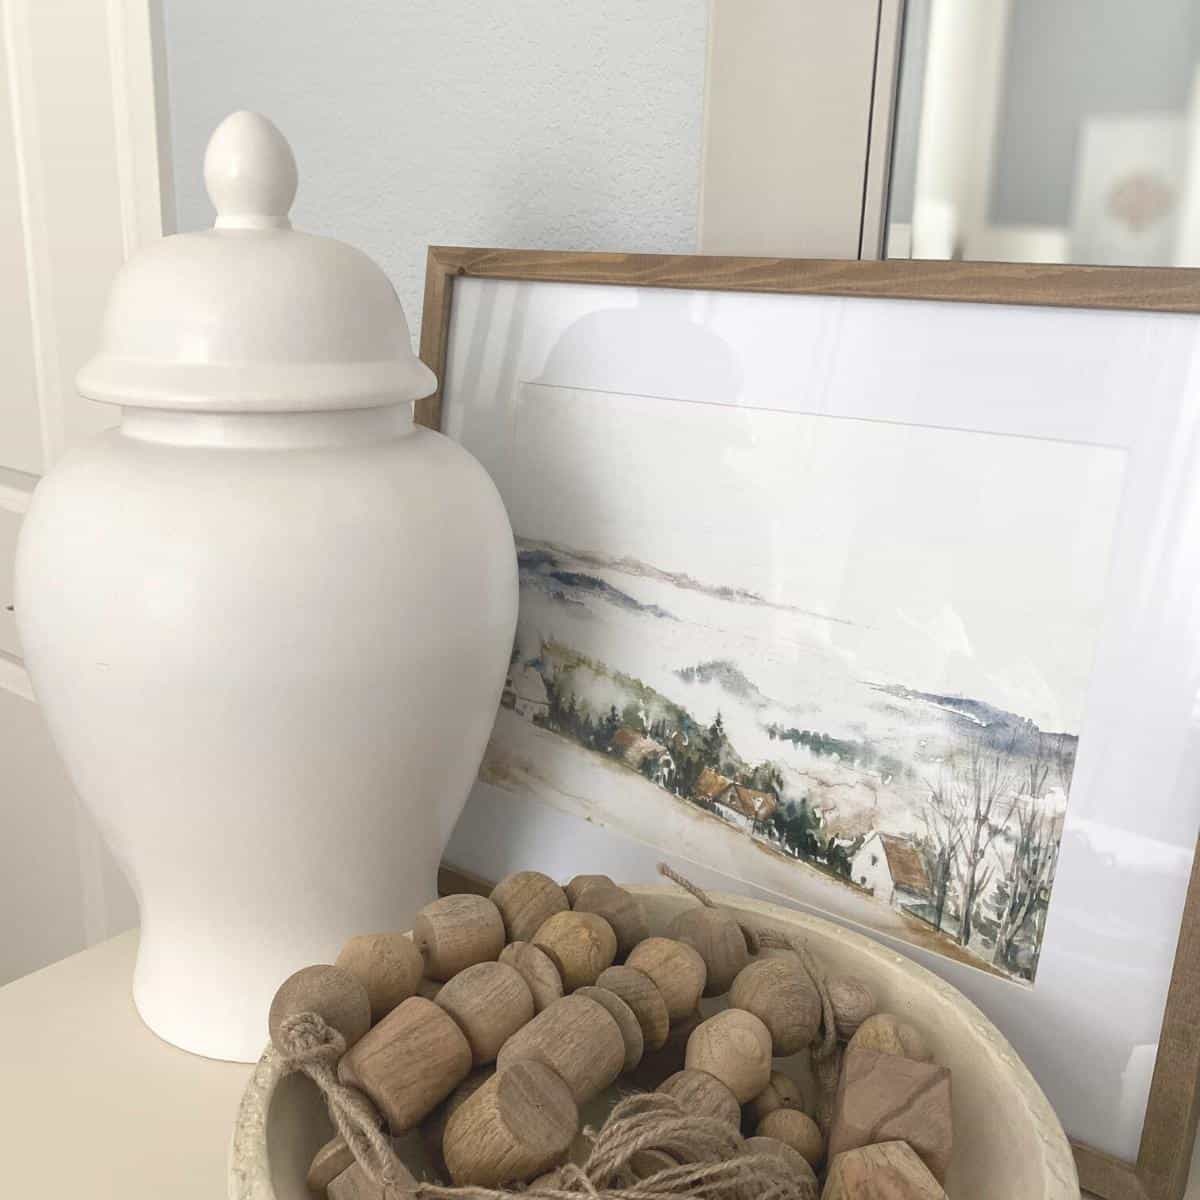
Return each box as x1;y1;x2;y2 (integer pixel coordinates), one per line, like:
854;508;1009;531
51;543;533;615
477;386;1125;984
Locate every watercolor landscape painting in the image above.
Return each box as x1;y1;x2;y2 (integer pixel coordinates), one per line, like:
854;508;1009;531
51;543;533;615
478;384;1125;983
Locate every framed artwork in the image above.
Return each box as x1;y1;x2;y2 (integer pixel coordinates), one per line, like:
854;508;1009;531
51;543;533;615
418;247;1200;1200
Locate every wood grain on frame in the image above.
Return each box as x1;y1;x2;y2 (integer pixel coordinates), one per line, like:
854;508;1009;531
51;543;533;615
420;247;1200;1200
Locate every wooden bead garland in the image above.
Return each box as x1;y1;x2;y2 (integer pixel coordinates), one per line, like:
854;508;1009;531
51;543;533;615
414;894;506;982
489;871;569;942
306;1135;354;1193
435;960;535;1065
594;965;669;1051
827;974;877;1039
498;941;563;1012
625;937;707;1020
757;1108;824;1168
532;910;617;990
747;1069;810;1123
269;964;371;1054
421;1068;493;1177
743;1137;819;1198
335;933;424;1023
684;1008;773;1103
729;956;821;1056
668;905;750;996
575;985;644;1071
571;883;649;957
563;873;614;904
656;1068;741;1127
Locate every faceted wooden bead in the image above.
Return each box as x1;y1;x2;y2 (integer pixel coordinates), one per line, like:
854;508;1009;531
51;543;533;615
334;932;424;1022
533;910;618;991
828;975;877;1039
496;993;625;1104
338;996;472;1131
823;1140;947;1199
421;1068;493;1178
436;961;535;1065
564;873;614;904
684;1009;773;1103
443;1060;578;1186
847;1012;932;1062
490;871;569;942
668;906;749;996
268;964;370;1053
743;1137;819;1199
757;1108;824;1167
747;1070;809;1123
729;957;821;1056
499;941;564;1012
625;938;706;1020
595;965;669;1052
413;894;506;982
327;1159;418;1200
656;1068;740;1127
575;985;644;1071
571;884;649;957
306;1135;353;1194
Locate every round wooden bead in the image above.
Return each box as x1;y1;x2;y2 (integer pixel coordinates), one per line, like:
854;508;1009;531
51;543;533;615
533;910;617;991
743;1137;819;1197
436;961;535;1065
268;964;370;1053
564;873;614;904
490;871;569;942
414;894;506;982
421;1068;493;1176
334;932;424;1022
684;1009;772;1103
625;938;706;1020
595;965;669;1052
757;1108;824;1168
499;941;564;1012
747;1070;809;1123
306;1135;354;1194
846;1012;931;1062
572;884;649;957
729;957;821;1055
576;985;644;1070
338;996;472;1131
656;1068;740;1127
828;975;876;1039
496;993;625;1104
668;906;749;996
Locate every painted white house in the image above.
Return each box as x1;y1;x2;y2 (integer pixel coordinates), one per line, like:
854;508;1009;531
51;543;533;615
507;666;549;721
850;831;931;908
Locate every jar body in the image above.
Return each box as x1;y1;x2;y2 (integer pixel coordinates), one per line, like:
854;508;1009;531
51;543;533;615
15;406;517;1061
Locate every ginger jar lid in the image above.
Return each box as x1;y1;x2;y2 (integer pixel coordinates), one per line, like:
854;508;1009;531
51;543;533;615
77;111;436;412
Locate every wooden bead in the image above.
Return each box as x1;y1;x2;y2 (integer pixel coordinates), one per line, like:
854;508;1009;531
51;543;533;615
828;975;876;1039
268;964;370;1053
743;1137;819;1198
595;965;669;1052
564;873;614;904
625;938;706;1020
630;1008;703;1090
443;1060;578;1186
668;906;749;996
334;933;424;1023
490;871;569;942
656;1069;740;1127
417;977;442;1001
828;1046;953;1184
571;884;649;957
436;961;535;1065
729;957;821;1055
847;1013;931;1063
684;1009;772;1103
306;1135;353;1193
533;911;617;991
421;1068;493;1177
575;985;643;1071
327;1159;418;1200
499;941;563;1012
414;894;506;982
338;996;472;1131
496;993;625;1104
757;1108;824;1167
823;1140;947;1199
747;1070;809;1123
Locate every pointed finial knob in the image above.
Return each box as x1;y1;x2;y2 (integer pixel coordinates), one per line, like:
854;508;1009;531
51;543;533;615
204;111;298;230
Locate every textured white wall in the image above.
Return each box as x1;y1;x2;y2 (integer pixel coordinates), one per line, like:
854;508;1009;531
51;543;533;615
163;0;709;341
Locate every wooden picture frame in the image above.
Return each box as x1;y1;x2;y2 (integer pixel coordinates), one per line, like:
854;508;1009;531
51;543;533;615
419;246;1200;1200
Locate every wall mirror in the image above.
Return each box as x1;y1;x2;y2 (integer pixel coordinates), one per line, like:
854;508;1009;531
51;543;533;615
886;0;1200;266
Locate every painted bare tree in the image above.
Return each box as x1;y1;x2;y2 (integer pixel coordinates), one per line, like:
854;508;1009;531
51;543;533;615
921;774;966;933
992;795;1059;970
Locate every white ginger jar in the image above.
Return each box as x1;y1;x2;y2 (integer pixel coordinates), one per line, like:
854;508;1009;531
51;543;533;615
14;112;517;1062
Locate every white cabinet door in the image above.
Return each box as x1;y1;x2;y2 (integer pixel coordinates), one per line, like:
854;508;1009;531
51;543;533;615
0;0;167;983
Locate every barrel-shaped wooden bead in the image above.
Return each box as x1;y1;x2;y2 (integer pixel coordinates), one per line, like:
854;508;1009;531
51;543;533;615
571;884;649;957
443;1060;579;1186
268;965;370;1054
436;961;535;1065
747;1070;810;1123
575;985;644;1070
657;1069;740;1127
533;911;617;991
499;941;564;1012
684;1009;773;1103
306;1136;354;1194
757;1108;824;1167
625;938;706;1020
729;957;821;1056
564;874;614;904
327;1159;419;1200
490;871;569;943
414;894;506;982
338;996;472;1131
421;1068;494;1177
496;993;625;1104
668;907;749;996
595;965;669;1052
334;933;424;1022
828;975;877;1039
